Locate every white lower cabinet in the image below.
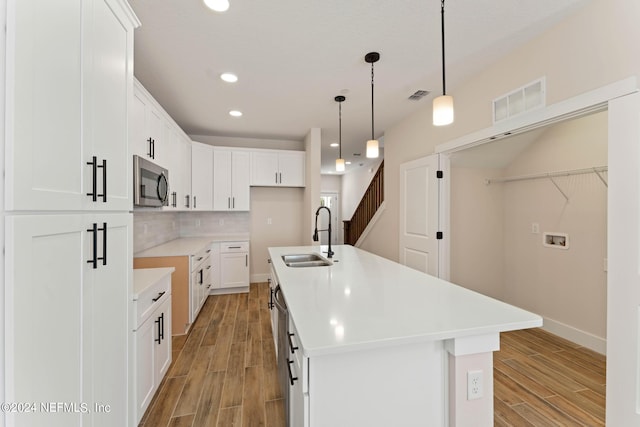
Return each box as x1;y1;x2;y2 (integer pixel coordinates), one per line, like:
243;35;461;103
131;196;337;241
269;264;279;354
133;274;171;425
5;213;132;427
219;241;250;290
190;244;211;321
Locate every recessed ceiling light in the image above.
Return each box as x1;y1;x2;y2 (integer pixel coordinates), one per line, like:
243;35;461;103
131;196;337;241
229;110;242;117
330;143;339;147
204;0;229;12
220;73;238;83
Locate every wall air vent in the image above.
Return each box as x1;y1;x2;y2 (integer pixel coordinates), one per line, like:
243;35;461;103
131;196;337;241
493;77;545;124
408;90;430;101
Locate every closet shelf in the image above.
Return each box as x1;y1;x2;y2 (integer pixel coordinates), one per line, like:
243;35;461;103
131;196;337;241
485;165;608;202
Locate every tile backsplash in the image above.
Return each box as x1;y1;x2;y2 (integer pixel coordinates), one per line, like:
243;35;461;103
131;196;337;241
133;211;250;253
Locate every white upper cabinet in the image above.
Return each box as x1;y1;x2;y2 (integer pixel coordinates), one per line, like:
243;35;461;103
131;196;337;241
5;0;135;212
132;81;167;168
251;150;305;187
191;142;214;210
213;149;250;211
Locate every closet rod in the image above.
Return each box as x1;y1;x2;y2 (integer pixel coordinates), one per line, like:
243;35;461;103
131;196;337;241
485;165;608;185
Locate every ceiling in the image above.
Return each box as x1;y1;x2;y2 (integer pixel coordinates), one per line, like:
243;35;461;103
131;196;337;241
129;0;591;174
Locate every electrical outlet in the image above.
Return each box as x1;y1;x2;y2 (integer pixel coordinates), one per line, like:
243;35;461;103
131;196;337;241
467;370;483;400
531;222;540;234
267;218;272;225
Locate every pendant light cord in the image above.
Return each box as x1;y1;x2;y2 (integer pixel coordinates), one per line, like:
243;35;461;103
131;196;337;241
371;62;375;140
441;0;446;96
339;101;342;159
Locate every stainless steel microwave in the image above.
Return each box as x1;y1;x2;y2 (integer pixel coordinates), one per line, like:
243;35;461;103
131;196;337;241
133;155;169;207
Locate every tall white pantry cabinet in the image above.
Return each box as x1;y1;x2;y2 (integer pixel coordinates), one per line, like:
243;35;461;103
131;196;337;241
3;1;140;426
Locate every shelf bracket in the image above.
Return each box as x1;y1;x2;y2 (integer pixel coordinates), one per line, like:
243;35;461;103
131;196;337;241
548;176;569;202
593;167;608;188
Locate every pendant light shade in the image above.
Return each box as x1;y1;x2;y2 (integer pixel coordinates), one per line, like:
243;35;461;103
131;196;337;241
366;140;379;158
433;0;454;126
335;95;346;172
365;52;380;158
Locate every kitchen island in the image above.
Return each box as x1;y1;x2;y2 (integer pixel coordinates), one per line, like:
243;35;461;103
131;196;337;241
268;244;542;427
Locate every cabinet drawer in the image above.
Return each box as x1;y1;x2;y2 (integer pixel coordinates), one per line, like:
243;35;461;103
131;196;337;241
134;275;171;329
220;241;249;253
191;245;211;272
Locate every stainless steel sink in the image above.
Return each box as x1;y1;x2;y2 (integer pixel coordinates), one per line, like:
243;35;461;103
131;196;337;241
282;253;332;267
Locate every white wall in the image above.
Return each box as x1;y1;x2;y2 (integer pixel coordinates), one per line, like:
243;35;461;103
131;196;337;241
450;112;608;349
250;187;305;281
363;0;640;263
449;167;504;299
502;112;608;346
304;128;322;245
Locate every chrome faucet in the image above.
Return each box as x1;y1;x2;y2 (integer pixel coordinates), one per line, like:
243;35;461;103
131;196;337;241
313;206;334;258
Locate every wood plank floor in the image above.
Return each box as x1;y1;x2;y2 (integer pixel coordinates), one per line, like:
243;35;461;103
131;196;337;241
139;282;285;427
140;282;606;426
494;328;606;426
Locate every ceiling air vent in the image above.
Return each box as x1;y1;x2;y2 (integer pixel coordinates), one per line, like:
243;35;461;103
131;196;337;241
408;90;430;101
493;77;545;124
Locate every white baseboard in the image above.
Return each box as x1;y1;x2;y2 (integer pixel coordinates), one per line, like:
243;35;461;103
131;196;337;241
251;273;269;283
209;286;249;295
542;316;606;355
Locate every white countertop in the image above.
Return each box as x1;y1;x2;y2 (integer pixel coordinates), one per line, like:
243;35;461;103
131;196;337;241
133;267;175;300
268;245;542;357
135;234;250;258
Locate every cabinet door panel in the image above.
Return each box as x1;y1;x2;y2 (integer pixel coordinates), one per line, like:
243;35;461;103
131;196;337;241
213;149;232;210
85;0;132;211
5;214;85;427
221;252;249;288
85;213;131;426
155;298;172;379
278;152;306;187
250;151;279;186
132;90;150;159
191;143;213;210
6;0;84;211
232;151;251;210
135;316;155;423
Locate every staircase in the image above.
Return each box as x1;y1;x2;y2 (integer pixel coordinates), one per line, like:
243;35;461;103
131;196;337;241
343;161;384;246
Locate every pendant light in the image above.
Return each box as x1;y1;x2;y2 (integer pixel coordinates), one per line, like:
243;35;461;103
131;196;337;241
433;0;454;126
365;52;380;158
335;95;346;172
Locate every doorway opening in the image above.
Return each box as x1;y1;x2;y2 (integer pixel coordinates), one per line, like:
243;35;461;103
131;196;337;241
320;192;340;245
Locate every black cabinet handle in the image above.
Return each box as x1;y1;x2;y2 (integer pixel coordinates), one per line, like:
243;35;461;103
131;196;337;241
228;246;241;249
275;172;278;184
86;223;107;268
287;359;298;385
172;191;177;208
232;197;235;209
245;254;248;267
199;269;203;284
147;137;153;158
185;194;190;208
152;139;155;159
152;291;166;302
279;172;282;184
97;159;107;202
86;156;98;202
155;315;161;344
194;196;197;209
268;287;274;310
228;197;230;209
98;222;107;266
288;333;299;354
160;312;164;341
87;223;98;269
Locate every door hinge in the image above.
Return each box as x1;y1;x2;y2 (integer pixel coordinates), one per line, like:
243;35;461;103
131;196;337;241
436;170;443;179
436;231;443;240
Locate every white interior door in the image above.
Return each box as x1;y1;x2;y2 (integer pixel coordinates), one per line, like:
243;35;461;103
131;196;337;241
399;154;448;277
